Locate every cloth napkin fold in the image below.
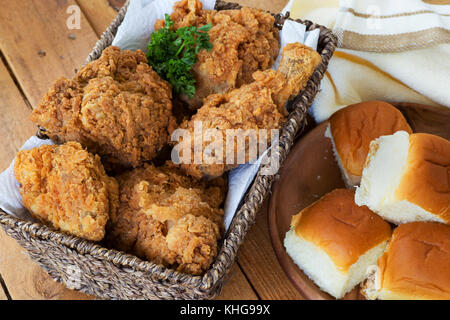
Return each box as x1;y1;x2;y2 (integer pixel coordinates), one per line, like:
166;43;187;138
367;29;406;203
286;0;450;122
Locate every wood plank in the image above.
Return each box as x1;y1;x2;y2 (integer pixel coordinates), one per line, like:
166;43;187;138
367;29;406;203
0;60;37;172
237;199;304;300
0;0;98;108
216;263;259;300
76;0;126;37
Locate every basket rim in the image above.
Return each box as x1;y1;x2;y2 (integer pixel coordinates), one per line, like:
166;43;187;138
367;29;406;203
0;0;338;295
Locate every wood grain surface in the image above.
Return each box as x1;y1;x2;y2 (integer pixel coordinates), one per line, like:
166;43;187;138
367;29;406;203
0;0;291;301
76;0;126;37
217;264;259;300
0;0;98;108
0;60;37;172
393;103;450;140
237;200;304;300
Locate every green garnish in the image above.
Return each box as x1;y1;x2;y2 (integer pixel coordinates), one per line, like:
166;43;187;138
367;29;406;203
147;14;212;98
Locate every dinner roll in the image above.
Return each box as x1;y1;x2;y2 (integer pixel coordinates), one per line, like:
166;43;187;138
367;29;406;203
284;189;392;299
325;101;412;188
355;131;450;225
362;222;450;300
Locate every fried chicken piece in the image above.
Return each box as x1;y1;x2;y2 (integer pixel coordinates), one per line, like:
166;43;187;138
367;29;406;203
175;43;322;179
30;46;175;169
273;43;324;111
155;0;280;109
155;0;209;30
14;142;119;241
106;162;226;275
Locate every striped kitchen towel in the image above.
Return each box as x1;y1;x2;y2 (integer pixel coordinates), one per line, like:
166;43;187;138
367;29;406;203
284;0;450;122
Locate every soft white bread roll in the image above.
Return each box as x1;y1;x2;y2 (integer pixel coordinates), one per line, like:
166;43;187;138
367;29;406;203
284;189;392;299
362;222;450;300
325;101;412;188
355;131;450;225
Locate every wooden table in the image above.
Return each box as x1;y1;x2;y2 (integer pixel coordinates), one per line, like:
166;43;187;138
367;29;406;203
0;0;304;300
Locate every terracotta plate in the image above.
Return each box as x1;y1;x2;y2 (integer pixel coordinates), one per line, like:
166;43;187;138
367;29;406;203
268;103;450;300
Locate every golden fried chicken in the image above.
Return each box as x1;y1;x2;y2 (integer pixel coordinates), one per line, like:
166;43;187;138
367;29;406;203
155;0;280;109
273;43;324;111
14;142;119;241
30;46;175;169
106;162;226;275
174;43;322;179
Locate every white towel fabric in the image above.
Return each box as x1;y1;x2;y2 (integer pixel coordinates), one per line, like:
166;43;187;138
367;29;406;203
285;0;450;123
335;0;450;38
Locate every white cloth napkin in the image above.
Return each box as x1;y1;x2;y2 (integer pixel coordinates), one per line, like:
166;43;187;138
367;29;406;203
285;0;450;123
0;0;318;232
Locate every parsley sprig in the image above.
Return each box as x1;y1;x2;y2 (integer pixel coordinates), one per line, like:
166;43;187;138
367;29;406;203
147;14;212;98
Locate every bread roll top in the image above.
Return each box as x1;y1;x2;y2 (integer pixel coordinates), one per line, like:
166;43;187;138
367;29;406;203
291;189;392;271
377;221;450;300
329;101;412;176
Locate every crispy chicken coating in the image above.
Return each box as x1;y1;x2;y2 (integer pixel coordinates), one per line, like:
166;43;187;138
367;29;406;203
273;43;324;111
14;142;119;241
155;0;280;109
175;43;322;179
106;162;226;275
30;46;175;169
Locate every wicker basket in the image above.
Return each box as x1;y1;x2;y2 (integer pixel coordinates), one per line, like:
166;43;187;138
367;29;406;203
0;0;337;299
